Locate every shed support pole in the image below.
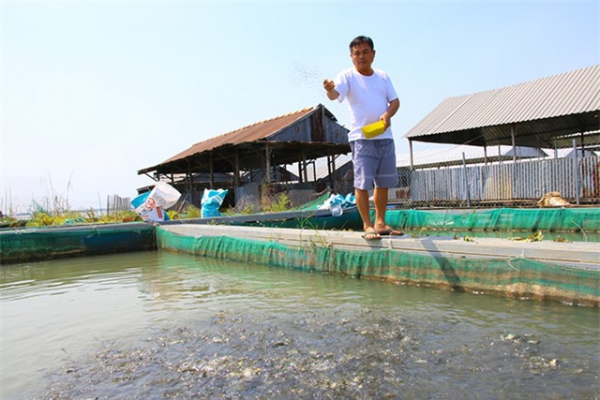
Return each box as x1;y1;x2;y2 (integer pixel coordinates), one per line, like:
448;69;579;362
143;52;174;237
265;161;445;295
573;139;580;205
209;152;214;188
409;140;414;170
483;146;488;165
265;145;271;184
327;154;333;189
332;154;337;189
187;161;192;192
462;152;471;208
302;148;308;183
511;125;517;163
234;148;240;186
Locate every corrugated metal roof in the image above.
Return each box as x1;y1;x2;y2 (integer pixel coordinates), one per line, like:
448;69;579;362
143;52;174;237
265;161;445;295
138;104;350;176
404;65;600;147
163;107;318;164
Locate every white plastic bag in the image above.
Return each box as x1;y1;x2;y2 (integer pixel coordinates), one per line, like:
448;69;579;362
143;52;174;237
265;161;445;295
148;181;181;209
131;181;181;222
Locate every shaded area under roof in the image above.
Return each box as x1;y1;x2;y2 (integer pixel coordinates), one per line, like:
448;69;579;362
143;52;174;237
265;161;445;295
396;145;547;169
404;65;600;149
138;104;349;177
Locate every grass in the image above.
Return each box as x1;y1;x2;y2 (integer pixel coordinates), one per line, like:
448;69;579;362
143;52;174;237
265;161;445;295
1;180;297;228
24;209;143;227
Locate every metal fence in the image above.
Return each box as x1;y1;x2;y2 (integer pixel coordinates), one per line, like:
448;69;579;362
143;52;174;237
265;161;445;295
391;155;599;208
106;195;132;215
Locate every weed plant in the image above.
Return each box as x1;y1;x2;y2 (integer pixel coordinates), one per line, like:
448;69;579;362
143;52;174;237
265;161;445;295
261;192;290;213
25;210;142;227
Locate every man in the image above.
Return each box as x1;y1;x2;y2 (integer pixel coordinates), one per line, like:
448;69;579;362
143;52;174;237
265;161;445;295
323;35;403;240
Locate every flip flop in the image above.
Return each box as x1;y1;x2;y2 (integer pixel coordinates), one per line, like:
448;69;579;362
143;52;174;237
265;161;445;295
377;228;404;236
361;231;382;241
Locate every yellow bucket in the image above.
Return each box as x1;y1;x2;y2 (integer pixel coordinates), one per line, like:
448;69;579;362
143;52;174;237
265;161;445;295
361;121;386;138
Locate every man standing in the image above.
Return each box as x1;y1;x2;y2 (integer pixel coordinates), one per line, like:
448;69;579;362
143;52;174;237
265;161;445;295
324;35;403;240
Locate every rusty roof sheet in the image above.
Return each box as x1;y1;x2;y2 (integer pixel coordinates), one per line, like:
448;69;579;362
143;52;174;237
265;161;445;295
163;107;317;164
404;65;600;146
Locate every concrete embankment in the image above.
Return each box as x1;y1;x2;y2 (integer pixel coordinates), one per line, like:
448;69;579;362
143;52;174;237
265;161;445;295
157;224;600;306
0;223;155;264
2;219;597;306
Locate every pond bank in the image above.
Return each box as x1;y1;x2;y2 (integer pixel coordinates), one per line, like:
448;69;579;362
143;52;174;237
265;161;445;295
2;207;599;306
157;224;600;306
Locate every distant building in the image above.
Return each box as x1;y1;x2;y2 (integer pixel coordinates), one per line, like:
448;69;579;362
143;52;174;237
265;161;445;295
137;104;350;210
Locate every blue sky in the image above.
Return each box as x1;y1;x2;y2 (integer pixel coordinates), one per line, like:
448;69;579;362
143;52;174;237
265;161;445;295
2;1;598;213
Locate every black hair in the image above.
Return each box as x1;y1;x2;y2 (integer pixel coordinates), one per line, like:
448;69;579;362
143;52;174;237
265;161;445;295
349;35;374;51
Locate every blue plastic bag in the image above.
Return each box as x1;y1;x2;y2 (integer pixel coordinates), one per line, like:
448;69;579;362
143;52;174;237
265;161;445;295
201;189;228;218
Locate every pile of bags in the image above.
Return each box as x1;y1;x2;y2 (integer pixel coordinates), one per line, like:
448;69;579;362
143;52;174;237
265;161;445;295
131;181;181;222
318;193;356;217
132;184;229;222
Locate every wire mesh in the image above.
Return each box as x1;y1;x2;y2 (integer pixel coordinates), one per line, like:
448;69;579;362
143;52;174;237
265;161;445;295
390;149;599;208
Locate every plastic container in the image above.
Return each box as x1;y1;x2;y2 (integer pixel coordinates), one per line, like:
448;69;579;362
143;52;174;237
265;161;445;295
361;121;387;138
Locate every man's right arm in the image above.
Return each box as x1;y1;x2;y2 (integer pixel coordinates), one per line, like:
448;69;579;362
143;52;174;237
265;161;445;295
323;79;339;100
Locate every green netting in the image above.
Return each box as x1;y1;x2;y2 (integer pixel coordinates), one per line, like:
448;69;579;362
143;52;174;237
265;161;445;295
157;230;331;271
383;208;600;233
157;227;600;305
0;224;155;264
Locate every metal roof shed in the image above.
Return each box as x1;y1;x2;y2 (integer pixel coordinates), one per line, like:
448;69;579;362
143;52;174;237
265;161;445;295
137;104;349;192
403;65;600;168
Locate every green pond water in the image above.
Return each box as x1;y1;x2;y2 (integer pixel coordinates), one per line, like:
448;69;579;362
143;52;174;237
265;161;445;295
1;250;598;399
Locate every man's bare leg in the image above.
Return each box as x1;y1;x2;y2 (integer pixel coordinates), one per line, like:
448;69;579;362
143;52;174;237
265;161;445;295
373;187;404;235
373;187;388;232
355;188;379;238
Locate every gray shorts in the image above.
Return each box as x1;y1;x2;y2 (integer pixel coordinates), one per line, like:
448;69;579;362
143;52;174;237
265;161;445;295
350;139;399;190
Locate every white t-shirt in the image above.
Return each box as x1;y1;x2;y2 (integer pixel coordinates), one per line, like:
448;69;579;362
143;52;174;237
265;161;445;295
334;67;398;141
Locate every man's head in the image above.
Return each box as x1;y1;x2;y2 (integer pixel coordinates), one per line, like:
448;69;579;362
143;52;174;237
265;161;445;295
349;36;374;52
349;35;375;75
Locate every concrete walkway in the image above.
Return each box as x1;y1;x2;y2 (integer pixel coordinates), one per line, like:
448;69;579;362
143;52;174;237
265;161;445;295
161;224;600;270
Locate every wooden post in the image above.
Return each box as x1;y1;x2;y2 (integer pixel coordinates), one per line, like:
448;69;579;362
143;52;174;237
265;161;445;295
511;125;517;163
409;140;414;170
462;152;471;208
302;148;308;182
209;152;215;188
235;148;240;186
573;139;580;205
265;144;271;184
187;160;192;193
